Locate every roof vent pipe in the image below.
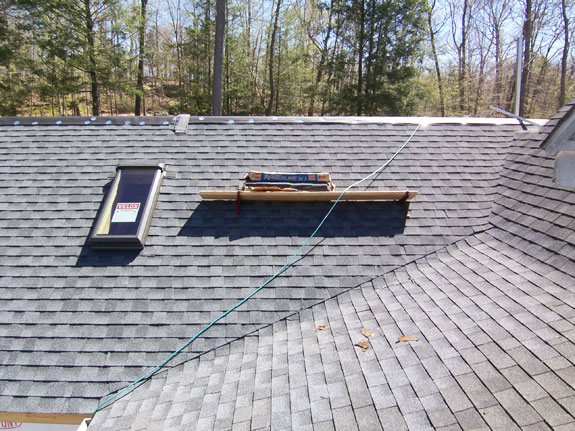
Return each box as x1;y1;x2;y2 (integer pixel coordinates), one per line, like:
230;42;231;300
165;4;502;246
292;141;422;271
489;36;542;128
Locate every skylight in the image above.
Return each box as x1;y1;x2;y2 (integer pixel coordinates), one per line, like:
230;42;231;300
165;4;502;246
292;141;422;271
88;164;166;249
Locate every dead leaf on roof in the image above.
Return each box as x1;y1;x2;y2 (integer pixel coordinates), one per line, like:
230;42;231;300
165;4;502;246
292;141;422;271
361;327;373;338
355;340;369;352
316;325;327;331
397;335;420;343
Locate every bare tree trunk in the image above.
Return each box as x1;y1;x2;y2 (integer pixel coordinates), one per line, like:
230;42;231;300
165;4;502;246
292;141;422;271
308;0;334;116
225;3;230;114
84;0;100;116
559;0;569;108
206;0;213;102
530;57;550;116
323;11;343;115
458;0;468;113
266;0;281;116
474;49;488;116
363;0;376;113
168;0;183;106
213;0;225;115
494;22;502;106
520;0;532;117
357;0;365;115
275;33;281;114
488;0;511;108
428;0;445;116
135;0;148;116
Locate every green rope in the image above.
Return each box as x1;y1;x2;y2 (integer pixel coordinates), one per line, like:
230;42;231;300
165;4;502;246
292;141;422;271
92;123;421;416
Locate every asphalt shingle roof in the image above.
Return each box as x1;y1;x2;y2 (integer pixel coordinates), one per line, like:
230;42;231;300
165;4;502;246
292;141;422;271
1;107;573;429
91;233;575;430
86;107;575;429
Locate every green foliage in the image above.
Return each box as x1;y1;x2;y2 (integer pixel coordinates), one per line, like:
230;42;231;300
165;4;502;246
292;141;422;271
0;8;34;114
9;0;133;115
0;14;14;66
1;0;574;117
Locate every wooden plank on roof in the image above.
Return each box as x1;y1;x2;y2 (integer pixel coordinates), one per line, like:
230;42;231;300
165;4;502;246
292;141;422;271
0;411;89;425
200;190;417;201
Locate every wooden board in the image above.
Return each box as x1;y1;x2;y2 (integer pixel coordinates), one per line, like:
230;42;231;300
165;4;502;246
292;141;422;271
200;190;417;202
0;411;90;425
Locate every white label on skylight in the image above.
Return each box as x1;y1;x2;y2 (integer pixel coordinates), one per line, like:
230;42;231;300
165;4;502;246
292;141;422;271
111;203;140;223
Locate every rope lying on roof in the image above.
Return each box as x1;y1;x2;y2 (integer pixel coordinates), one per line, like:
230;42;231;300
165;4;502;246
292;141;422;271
92;123;422;416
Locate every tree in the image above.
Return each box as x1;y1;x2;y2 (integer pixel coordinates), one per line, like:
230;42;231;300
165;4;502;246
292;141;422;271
427;0;446;116
135;0;148;116
520;0;532;116
349;0;427;115
448;0;473;113
486;0;512;108
302;0;336;116
213;0;225;115
2;0;573;117
559;0;570;108
265;0;282;116
0;4;27;115
13;0;125;116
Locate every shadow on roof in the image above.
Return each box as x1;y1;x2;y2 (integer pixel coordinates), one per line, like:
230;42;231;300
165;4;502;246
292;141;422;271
178;200;408;239
75;248;141;267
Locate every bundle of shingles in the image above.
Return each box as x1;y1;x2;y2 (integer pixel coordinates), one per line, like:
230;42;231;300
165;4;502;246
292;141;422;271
242;171;336;192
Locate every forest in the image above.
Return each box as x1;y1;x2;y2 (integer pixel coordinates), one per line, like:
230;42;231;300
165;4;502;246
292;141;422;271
0;0;573;118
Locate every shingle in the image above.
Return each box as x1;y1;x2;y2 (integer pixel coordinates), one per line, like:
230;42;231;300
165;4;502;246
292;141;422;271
353;405;381;431
494;388;543;426
290;386;310;413
313;420;336;431
454;408;489;430
531;397;575;427
479;405;520;430
345;373;374;409
521;422;553;431
332;405;359;431
327;380;352;409
469;361;512;393
311;398;333;423
393;384;426;416
437;378;474;413
455;373;498;409
376;406;408;431
427;408;458;428
213;401;235;430
232;405;252;424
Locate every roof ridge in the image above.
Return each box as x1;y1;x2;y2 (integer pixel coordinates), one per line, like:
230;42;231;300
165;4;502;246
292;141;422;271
0;115;548;127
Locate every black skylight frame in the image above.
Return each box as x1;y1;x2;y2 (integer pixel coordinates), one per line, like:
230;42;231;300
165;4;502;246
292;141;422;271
88;163;166;249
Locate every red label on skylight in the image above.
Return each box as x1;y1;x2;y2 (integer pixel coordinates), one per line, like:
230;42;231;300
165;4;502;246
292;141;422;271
116;203;140;210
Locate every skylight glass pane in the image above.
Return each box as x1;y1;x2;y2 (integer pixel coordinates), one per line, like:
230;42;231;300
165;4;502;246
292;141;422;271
89;164;165;248
96;169;157;236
